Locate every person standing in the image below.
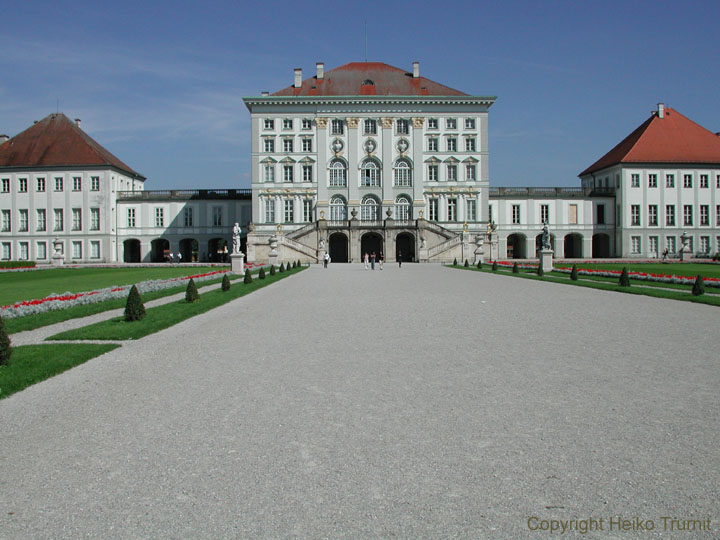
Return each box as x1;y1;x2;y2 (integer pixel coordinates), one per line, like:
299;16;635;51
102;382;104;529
364;252;369;270
371;252;376;270
398;250;403;269
323;252;330;268
379;251;384;270
177;252;182;264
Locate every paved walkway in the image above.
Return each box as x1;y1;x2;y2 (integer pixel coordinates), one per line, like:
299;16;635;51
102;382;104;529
1;264;718;539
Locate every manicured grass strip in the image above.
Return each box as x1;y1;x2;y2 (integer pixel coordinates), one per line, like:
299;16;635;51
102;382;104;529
48;267;305;341
554;271;720;294
557;262;720;279
448;265;720;307
0;344;120;400
4;270;258;334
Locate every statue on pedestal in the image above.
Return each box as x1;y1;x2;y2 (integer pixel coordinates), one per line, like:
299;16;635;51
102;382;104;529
232;223;241;254
541;220;551;250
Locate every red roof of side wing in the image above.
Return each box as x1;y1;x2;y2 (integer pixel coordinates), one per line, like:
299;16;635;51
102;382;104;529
580;108;720;176
271;62;467;97
0;113;144;178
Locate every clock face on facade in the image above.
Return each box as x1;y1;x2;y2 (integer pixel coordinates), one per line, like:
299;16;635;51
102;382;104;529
396;138;409;153
364;138;376;154
331;138;344;153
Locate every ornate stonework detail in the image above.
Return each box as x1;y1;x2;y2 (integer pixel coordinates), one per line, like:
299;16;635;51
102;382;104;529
396;138;409;154
412;117;425;129
381;117;394;129
331;138;344;154
346;117;359;128
315;117;328;128
363;138;377;154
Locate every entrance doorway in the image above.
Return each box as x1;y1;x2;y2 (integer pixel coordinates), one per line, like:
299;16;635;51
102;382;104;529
329;233;349;262
123;239;141;262
208;238;228;262
395;232;415;262
564;233;583;258
151;238;169;262
361;233;383;261
506;234;526;259
592;234;610;258
180;238;198;262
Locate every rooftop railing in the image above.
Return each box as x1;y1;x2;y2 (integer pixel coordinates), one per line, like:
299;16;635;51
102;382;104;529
117;189;252;200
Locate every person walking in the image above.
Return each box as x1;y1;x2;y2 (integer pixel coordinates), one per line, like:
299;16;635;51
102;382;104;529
398;250;403;269
323;252;330;268
371;252;376;270
364;252;369;270
177;252;182;264
379;251;384;270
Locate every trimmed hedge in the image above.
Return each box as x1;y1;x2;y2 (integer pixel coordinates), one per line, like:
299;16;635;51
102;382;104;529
619;267;630;287
492;260;498;271
124;285;146;321
512;263;519;274
0;316;11;366
185;278;199;303
0;261;36;269
259;267;266;279
221;274;231;291
269;265;276;276
244;269;253;284
570;264;578;281
692;275;705;296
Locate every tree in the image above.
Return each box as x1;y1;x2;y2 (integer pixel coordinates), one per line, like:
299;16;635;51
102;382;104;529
185;278;199;302
279;263;285;273
259;267;266;279
0;315;11;366
476;260;482;269
124;285;146;321
297;259;301;268
464;259;469;267
269;264;276;276
619;267;630;287
512;262;519;274
570;264;578;281
244;268;253;284
692;275;705;296
221;274;231;291
453;258;458;266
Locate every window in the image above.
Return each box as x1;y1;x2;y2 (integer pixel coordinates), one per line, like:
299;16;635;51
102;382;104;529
661;204;674;226
36;209;46;231
264;164;275;183
329;196;346;221
427;118;438;130
394;160;412;187
91;177;100;191
700;174;708;188
464;118;476;129
264;119;274;130
631;174;640;188
2;210;11;231
54;209;63;231
18;209;28;231
717;205;720;226
19;178;28;192
683;174;692;188
91;241;100;259
71;241;82;259
1;242;10;260
512;204;521;224
361;195;380;221
700;236;710;254
631;236;641;255
283;138;293;153
447;138;457;152
428;165;438;182
396;119;409;135
648;205;658;226
648;174;657;188
631;205;640;226
1;178;8;193
683;205;693;226
283;119;293;130
283;165;293;183
302;138;312;152
597;204;605;224
331;119;344;135
428;198;438;221
446;165;457;181
395;196;411;221
568;204;578;225
465;164;476;181
303;199;313;222
717;174;720;188
183;207;193;227
328;160;347;187
155;207;164;228
700;205;709;226
127;208;136;228
541;204;550;224
466;199;477;221
263;138;274;152
73;177;82;191
212;207;223;227
37;242;47;260
360;160;380;187
72;208;82;231
446;118;457;130
448;199;458;222
666;236;676;254
264;199;275;223
465;138;476;152
19;242;28;260
666;174;675;188
302;165;312;182
649;236;658;256
55;177;63;191
363;119;377;135
428;138;438;152
301;119;312;130
89;208;100;230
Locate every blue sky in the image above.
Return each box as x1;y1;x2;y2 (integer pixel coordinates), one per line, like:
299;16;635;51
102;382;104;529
1;0;719;189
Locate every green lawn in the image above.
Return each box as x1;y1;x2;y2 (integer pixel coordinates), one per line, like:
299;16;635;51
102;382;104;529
554;262;720;279
0;344;120;400
0;266;228;306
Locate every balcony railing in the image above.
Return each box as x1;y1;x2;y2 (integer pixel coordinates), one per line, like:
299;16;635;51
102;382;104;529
489;186;615;198
117;189;251;201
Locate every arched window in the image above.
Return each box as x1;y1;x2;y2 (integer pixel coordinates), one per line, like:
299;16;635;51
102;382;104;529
361;195;380;221
395;195;411;221
328;160;347;187
329;196;347;221
361;159;381;187
393;159;412;187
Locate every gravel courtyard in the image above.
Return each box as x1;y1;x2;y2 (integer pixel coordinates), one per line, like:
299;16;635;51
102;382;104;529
1;264;717;539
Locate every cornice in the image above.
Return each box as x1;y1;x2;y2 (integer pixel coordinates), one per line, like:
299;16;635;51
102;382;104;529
243;95;497;109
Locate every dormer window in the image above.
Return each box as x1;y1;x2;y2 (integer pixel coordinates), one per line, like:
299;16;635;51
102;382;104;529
362;79;374;86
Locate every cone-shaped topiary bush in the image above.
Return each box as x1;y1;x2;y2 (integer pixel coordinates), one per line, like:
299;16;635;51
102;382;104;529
279;263;285;273
511;262;518;273
464;259;469;267
570;264;578;281
476;260;482;269
492;260;498;271
453;258;458;266
244;268;253;284
185;278;199;303
297;259;301;268
124;284;146;321
269;264;275;276
259;267;266;279
292;261;297;269
221;274;231;291
619;267;630;287
0;315;12;366
692;275;705;296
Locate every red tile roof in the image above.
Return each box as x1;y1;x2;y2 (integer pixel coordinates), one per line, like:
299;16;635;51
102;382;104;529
580;107;720;176
0;113;144;178
271;62;467;97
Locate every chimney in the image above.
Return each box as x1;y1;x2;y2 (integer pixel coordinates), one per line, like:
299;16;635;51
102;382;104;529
412;61;419;78
294;68;302;88
75;118;81;128
261;91;269;96
657;103;664;119
0;134;8;144
316;62;324;80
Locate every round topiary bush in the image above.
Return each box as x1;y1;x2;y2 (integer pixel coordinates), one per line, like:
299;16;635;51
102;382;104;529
692;275;705;296
269;265;276;276
124;284;146;321
221;274;231;292
0;315;12;366
492;260;498;271
570;264;578;281
619;267;630;287
259;267;266;279
185;278;199;303
453;258;458;266
244;268;253;284
279;263;285;273
512;262;519;274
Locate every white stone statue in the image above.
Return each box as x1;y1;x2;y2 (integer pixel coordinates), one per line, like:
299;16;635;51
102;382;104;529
232;222;241;253
421;236;427;248
541;220;551;250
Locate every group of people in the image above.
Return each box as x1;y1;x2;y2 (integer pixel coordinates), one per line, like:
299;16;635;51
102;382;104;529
363;251;384;270
166;252;183;263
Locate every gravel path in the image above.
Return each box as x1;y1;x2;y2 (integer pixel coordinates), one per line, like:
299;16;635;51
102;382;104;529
1;264;717;539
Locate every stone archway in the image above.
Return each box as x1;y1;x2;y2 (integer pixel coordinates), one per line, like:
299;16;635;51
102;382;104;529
151;238;169;263
329;232;349;263
361;233;383;261
180;238;198;262
506;233;526;259
123;239;141;263
395;232;415;262
592;233;610;258
564;233;583;258
208;238;228;262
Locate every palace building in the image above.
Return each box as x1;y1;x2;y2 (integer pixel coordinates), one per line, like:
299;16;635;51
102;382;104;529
1;62;719;264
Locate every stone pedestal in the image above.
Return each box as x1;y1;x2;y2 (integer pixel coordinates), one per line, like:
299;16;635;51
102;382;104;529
51;239;64;266
680;246;692;261
51;254;64;266
418;247;429;263
540;249;554;272
231;252;245;274
268;234;279;267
